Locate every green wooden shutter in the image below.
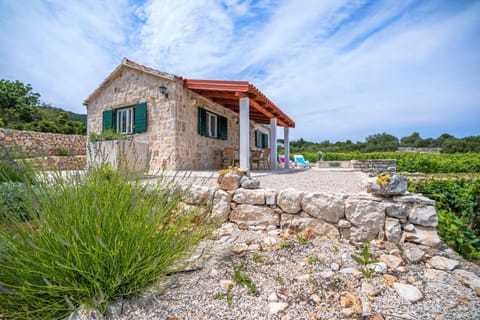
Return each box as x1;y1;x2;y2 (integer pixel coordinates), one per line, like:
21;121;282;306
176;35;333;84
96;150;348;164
254;130;260;148
218;116;228;140
262;133;269;148
198;107;207;136
134;102;147;133
102;110;113;132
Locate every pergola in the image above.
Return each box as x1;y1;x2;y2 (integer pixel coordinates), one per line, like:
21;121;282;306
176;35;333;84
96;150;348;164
184;79;295;169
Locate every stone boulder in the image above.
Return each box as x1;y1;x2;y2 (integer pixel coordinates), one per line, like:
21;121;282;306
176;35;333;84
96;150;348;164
230;204;279;226
281;214;339;237
385;204;408;219
408;205;438;227
301;192;347;223
369;174;408;196
219;170;240;190
403;225;441;248
240;175;260;189
232;188;265;205
210;190;232;223
277;188;304;214
453;269;480;292
385;217;402;243
426;256;459;271
345;199;385;241
393;283;423;303
393;194;435;206
179;184;213;205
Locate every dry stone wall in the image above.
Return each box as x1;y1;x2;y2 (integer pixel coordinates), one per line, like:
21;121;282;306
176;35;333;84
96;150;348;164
180;181;441;248
0;128;86;157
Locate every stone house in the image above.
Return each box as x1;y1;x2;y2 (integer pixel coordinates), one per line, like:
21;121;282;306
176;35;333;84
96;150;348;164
83;58;295;171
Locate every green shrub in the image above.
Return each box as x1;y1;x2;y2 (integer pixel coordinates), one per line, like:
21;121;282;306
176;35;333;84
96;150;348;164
311;152;480;173
0;167;213;319
89;129;127;142
408;178;480;261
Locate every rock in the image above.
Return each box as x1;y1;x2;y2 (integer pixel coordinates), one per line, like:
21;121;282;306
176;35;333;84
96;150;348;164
311;294;322;304
269;302;288;314
268;291;279;302
361;297;372;317
232;243;249;254
408;205;438;227
219;280;235;290
210;190;231;223
337;219;352;228
105;301;123;319
301;192;347;223
385;204;408;219
383;274;397;287
280;214;339;238
232;188;265;205
180;184;211;205
264;189;277;205
340;267;357;274
345;199;385;241
403;226;441;248
370;174;408;196
67;306;104;320
453;269;480;291
402;246;425;263
219;170;240;190
407;276;416;284
277;188;304;214
263;236;278;246
402;223;415;232
331;262;340;271
230;204;279;226
393;194;435;206
385;218;402;242
372;262;388;274
423;268;447;281
240;176;260;189
379;254;403;269
426;256;459;271
340;292;362;315
362;282;382;296
393;283;423;303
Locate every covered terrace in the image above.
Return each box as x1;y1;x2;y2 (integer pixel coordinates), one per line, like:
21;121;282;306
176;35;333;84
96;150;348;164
184;79;295;170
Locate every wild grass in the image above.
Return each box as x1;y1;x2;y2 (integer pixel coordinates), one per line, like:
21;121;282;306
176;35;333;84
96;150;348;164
0;164;212;319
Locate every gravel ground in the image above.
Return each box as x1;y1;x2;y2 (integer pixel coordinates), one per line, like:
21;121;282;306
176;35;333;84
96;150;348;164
114;224;480;320
254;168;370;194
160;168;371;195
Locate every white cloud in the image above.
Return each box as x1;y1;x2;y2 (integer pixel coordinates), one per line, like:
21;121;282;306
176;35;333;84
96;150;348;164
0;0;478;141
0;0;133;113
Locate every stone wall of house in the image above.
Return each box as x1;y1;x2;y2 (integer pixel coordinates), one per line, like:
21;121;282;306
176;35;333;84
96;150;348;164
86;67;179;171
0;128;86;157
180;182;441;248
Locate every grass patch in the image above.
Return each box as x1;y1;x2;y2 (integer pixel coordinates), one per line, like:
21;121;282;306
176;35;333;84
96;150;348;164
0;166;212;319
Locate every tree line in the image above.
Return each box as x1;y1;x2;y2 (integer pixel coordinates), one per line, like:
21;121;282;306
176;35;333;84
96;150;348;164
287;132;480;154
0;79;86;135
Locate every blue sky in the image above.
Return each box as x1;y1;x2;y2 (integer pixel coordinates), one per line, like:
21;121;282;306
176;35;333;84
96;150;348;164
0;0;479;142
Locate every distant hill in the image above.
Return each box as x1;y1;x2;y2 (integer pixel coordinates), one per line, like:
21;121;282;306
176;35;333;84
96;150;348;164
0;79;86;135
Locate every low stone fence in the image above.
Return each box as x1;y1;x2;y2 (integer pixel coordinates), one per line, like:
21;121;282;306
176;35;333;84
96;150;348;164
316;160;396;173
179;177;441;249
351;159;396;172
23;155;87;171
0;128;86;157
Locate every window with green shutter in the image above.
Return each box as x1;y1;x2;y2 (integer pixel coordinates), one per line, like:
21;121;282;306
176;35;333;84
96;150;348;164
102;103;148;134
198;107;227;139
255;130;269;148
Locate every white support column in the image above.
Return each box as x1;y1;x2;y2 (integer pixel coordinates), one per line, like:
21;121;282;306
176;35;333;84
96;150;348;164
239;97;250;169
269;118;277;169
284;127;290;169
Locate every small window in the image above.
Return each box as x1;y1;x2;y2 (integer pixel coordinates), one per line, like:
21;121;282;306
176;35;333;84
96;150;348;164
255;130;269;148
117;107;134;134
207;112;217;138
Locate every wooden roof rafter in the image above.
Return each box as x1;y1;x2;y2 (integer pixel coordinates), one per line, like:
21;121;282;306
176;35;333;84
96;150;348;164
184;79;295;128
